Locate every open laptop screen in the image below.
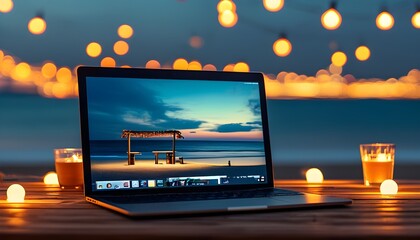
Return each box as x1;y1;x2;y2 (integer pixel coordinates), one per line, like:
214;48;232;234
82;69;271;192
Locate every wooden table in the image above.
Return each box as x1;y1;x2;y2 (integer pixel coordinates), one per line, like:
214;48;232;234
152;150;175;164
1;177;419;239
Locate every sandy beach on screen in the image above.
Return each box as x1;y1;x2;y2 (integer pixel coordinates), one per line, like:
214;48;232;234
91;157;266;180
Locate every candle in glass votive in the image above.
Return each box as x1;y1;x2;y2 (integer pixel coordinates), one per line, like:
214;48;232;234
360;143;395;186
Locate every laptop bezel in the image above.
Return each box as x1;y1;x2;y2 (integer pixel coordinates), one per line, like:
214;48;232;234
77;66;274;197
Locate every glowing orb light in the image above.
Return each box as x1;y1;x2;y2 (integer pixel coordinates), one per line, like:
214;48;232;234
41;62;57;79
100;57;116;67
43;172;59;185
321;7;342;30
233;62;250;72
217;0;236;13
331;51;347;67
7;184;26;203
412;11;420;29
28;17;47;35
118;24;134;39
273;37;292;57
218;10;238;28
0;0;14;13
355;45;371;61
306;168;324;184
376;11;394;30
86;42;102;58
203;64;217;71
145;60;161;69
188;61;202;70
13;62;31;80
56;67;72;83
263;0;284;12
113;40;129;56
173;58;189;70
380;179;398;195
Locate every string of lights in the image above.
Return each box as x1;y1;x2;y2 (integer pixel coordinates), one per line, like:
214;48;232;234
0;0;419;100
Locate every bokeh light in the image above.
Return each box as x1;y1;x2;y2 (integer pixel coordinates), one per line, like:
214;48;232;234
28;17;47;35
101;57;116;67
331;51;347;67
355;46;371;61
328;64;342;75
0;0;14;13
223;64;235;71
145;60;161;69
86;42;102;58
12;62;31;81
113;40;129;55
203;64;217;71
173;58;189;70
188;61;202;70
263;0;284;12
306;168;324;184
380;179;398;195
56;67;72;83
41;62;57;79
118;24;134;39
233;62;250;72
217;0;236;13
376;11;394;30
321;7;342;30
273;37;292;57
189;36;204;49
412;11;420;29
218;10;238;28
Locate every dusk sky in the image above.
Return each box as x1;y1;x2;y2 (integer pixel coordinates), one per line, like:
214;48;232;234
0;0;419;79
87;77;263;140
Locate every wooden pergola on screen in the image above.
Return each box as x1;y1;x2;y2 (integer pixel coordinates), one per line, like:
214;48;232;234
121;130;184;165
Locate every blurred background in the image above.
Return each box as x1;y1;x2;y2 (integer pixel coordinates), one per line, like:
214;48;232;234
1;1;419;178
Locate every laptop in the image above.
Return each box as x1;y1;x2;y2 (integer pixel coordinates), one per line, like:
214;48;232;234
77;66;351;217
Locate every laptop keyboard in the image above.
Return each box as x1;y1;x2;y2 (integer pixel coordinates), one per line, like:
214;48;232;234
108;188;303;204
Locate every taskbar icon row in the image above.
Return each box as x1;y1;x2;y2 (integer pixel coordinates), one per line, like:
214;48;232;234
96;179;164;190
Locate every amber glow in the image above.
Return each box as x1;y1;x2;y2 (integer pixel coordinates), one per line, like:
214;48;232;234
7;184;25;203
145;60;161;69
86;42;102;58
118;24;134;39
331;51;347;67
376;11;394;30
12;62;31;81
113;40;129;55
380;180;398;195
43;172;59;185
263;0;284;12
233;62;250;72
41;62;57;79
328;64;342;75
56;67;72;83
306;168;324;184
0;0;13;13
217;0;236;13
188;61;202;70
173;58;189;70
28;17;47;35
412;11;420;28
273;38;292;57
218;10;238;28
203;64;217;71
355;46;371;61
321;8;342;30
223;64;235;72
101;57;116;67
189;36;203;49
